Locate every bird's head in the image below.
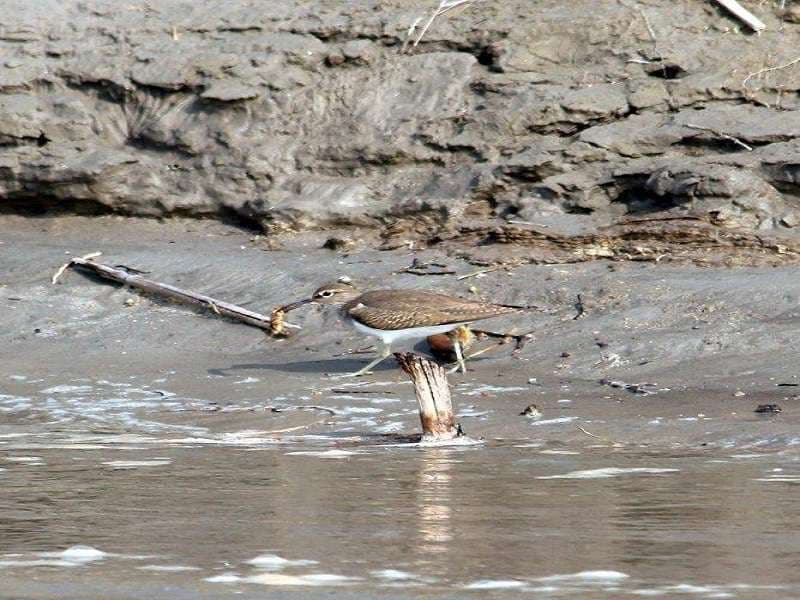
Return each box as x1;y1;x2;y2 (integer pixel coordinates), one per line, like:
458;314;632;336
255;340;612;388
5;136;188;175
282;280;359;310
309;281;360;305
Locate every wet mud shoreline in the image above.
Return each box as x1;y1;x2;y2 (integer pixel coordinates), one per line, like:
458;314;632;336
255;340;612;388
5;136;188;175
3;214;800;446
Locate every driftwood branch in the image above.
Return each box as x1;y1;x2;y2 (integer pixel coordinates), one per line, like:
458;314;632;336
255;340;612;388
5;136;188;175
710;0;765;32
395;352;461;441
61;257;276;332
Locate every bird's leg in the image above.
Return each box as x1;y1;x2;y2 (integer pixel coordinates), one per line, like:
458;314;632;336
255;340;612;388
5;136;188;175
448;339;467;374
342;342;392;377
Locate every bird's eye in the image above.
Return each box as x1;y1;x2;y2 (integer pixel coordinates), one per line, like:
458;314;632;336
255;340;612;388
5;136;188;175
320;290;334;297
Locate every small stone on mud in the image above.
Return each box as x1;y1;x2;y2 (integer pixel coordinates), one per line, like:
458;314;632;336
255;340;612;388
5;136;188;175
519;404;542;418
322;237;355;252
754;404;782;414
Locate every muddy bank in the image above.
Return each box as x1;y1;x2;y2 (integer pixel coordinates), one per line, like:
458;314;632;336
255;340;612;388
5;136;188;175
2;0;800;258
3;215;800;448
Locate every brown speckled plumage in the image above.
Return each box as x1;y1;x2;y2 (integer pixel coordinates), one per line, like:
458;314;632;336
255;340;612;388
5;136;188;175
341;289;519;330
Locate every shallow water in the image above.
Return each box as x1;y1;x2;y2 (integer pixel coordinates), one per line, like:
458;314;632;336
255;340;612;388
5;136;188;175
2;375;800;599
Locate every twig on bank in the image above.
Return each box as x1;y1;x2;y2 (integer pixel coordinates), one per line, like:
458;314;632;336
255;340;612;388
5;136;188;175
639;9;657;43
51;251;102;284
396;258;456;276
56;256;278;332
576;425;604;440
743;55;800;87
577;425;621;446
273;405;338;416
573;294;586;320
400;16;423;53
684;123;754;152
457;265;507;280
406;0;483;50
710;0;766;32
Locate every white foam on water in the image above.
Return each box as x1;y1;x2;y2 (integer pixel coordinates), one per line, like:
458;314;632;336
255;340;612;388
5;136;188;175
51;545;107;562
630;583;788;597
371;569;416;580
337;406;383;415
40;385;95;394
457;408;489;418
205;572;241;583
369;397;401;404
538;570;630;583
4;444;144;451
285;449;358;458
529;416;579;426
418;435;484;448
4;456;42;463
374;422;405;434
537;468;678;480
465;579;528;590
233;377;260;384
240;572;361;586
8;375;27;381
246;554;318;569
0;394;33;412
539;449;580;455
102;460;172;468
0;545;117;567
138;564;201;572
0;559;75;568
332;381;408;388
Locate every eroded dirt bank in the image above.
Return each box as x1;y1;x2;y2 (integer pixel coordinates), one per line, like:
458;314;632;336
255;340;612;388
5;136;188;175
2;0;800;263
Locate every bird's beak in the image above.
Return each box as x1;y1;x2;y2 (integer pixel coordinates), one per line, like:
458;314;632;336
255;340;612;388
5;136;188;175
280;298;313;312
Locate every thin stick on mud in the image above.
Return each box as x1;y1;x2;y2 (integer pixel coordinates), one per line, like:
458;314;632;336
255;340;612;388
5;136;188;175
743;55;800;87
684;123;753;152
395;352;462;441
409;0;482;48
60;257;276;331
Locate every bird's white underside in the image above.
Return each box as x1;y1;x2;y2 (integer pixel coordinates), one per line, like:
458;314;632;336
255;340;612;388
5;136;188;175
349;319;469;345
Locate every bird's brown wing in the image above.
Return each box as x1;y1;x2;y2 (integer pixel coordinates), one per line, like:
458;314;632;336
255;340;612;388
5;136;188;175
345;290;519;331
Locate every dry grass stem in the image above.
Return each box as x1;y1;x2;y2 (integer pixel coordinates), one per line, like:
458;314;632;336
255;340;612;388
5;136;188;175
743;55;800;87
51;251;102;284
407;0;483;49
684;123;754;151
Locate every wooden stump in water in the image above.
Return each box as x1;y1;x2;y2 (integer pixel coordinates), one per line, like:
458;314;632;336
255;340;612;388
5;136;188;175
394;352;461;442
